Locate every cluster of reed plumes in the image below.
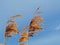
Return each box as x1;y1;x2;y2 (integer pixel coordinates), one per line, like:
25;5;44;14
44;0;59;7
4;7;43;45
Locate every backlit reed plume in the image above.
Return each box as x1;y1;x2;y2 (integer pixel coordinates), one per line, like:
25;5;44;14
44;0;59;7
22;16;43;37
4;14;21;45
22;7;43;37
18;32;28;45
28;16;43;37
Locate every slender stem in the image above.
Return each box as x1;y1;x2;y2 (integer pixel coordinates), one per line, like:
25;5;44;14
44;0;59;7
4;37;6;45
18;42;19;45
26;39;28;45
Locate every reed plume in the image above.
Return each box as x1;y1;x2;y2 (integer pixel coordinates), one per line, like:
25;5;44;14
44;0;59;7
18;32;28;45
4;14;21;45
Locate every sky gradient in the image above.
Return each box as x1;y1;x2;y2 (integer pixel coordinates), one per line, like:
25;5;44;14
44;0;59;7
0;0;60;45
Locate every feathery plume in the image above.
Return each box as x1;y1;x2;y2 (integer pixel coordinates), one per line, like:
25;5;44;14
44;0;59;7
4;14;21;45
19;32;28;42
28;16;43;37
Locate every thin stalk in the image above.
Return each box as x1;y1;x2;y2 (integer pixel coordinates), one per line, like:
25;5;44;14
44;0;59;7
4;37;6;45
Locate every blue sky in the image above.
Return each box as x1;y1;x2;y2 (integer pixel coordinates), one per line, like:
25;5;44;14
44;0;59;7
0;0;60;45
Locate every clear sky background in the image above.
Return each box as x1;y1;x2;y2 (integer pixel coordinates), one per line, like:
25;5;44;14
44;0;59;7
0;0;60;45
